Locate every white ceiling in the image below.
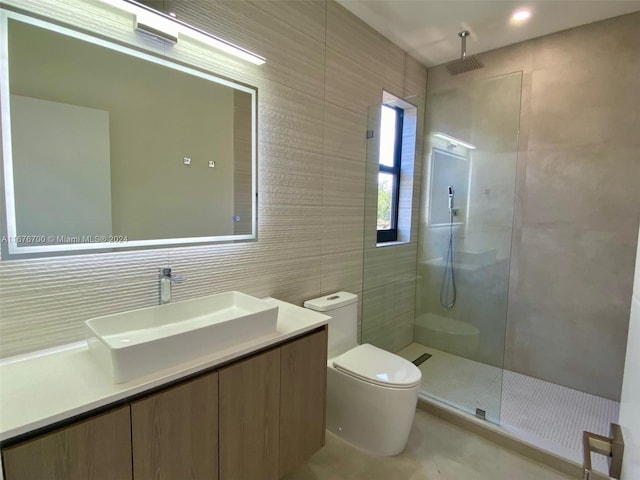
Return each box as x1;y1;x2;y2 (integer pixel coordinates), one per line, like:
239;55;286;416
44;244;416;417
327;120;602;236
336;0;640;67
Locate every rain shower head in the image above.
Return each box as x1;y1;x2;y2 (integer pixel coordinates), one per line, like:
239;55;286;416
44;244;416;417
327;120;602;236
445;31;484;75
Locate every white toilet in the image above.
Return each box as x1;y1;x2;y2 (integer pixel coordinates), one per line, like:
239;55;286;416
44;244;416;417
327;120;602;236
304;292;421;456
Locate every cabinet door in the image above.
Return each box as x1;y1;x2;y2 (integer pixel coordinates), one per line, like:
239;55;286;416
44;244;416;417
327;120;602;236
2;406;132;480
219;348;280;480
279;327;328;477
131;371;218;480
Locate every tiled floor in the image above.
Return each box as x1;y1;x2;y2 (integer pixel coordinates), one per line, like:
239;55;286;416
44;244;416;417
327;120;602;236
397;343;619;472
282;409;574;480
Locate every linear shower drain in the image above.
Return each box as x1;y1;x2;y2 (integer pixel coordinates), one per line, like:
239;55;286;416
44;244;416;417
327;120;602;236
412;353;432;366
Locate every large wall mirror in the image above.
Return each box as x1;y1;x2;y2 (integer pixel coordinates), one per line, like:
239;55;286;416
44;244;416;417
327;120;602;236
0;9;257;257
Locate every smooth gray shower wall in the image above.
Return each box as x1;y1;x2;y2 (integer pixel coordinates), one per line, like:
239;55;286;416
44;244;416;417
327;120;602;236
0;0;426;358
427;11;640;400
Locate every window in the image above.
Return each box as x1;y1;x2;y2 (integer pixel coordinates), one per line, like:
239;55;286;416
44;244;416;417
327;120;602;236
367;92;417;247
377;104;403;243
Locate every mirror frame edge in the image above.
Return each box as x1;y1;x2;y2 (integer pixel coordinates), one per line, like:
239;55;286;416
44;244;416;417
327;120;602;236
0;7;259;260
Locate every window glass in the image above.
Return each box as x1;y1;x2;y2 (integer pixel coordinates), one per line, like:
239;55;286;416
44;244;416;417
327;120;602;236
377;172;394;230
376;103;402;242
379;105;396;167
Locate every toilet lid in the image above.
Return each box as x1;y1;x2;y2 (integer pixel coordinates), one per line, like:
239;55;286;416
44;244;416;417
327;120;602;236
332;344;422;388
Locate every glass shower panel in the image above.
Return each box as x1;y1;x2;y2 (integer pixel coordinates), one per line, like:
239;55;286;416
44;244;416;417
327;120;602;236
361;104;395;351
361;101;418;353
415;72;522;424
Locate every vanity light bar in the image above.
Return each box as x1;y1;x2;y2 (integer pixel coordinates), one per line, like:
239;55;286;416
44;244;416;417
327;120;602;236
100;0;266;65
432;132;477;150
135;11;178;44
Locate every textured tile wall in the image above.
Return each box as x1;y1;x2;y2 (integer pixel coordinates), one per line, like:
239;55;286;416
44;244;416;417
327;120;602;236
0;0;426;358
426;11;640;400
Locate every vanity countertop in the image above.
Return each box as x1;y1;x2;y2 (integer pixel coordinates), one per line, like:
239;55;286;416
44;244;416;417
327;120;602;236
0;298;330;443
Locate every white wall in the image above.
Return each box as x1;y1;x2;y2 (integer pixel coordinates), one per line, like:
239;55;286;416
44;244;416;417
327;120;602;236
620;224;640;479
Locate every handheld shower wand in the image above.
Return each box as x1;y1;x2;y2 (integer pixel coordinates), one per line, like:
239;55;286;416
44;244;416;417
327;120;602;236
440;186;457;309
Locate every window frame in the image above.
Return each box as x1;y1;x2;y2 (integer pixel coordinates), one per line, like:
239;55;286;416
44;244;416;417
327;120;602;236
377;104;404;243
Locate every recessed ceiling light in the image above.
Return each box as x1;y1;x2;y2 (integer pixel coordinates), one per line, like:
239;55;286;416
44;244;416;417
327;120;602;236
511;9;531;23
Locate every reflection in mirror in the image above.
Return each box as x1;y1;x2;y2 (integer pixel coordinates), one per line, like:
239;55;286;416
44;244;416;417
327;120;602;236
0;10;257;257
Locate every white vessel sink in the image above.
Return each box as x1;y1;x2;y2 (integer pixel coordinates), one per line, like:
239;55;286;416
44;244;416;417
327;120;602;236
85;291;278;383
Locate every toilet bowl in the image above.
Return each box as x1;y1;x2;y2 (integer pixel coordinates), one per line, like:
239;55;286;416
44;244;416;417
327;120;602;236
305;292;421;456
414;313;479;358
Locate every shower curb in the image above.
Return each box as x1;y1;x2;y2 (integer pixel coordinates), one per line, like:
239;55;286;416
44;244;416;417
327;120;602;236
417;397;590;479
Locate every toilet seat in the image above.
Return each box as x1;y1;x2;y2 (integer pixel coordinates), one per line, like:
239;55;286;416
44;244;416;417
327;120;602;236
332;344;422;389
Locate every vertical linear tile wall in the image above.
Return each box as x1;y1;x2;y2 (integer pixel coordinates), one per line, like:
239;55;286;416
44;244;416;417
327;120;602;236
426;11;640;400
0;0;427;358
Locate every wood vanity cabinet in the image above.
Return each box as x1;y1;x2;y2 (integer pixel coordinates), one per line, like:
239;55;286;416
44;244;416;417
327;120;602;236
2;406;132;480
131;371;219;480
218;327;328;480
279;327;328;478
1;327;327;480
219;348;281;480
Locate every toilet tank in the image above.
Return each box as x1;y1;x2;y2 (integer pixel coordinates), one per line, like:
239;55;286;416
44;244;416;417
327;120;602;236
304;292;358;358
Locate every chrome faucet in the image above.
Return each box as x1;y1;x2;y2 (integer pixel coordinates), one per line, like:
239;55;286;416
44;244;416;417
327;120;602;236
159;267;185;305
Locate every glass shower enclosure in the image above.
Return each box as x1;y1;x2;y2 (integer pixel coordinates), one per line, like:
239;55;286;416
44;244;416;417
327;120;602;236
361;72;522;425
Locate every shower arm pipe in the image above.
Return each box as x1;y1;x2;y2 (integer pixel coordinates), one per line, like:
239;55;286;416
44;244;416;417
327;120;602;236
459;31;470;60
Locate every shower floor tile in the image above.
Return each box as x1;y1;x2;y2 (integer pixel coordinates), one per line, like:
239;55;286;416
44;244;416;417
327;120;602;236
501;369;619;467
396;343;619;472
397;343;503;423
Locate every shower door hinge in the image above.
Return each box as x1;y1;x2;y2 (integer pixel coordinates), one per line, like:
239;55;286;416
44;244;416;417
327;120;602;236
475;408;486;420
366;129;374;139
